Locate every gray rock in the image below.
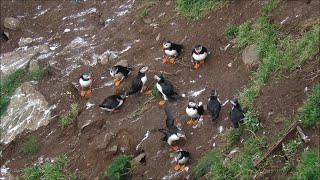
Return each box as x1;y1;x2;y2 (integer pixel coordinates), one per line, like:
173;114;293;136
18;37;34;47
106;145;118;153
131;152;145;166
4;17;21;30
29;59;40;71
143;18;152;24
165;1;171;6
0;81;54;144
242;44;259;70
0;44;50;79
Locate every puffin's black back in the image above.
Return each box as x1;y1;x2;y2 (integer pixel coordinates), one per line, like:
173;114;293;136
170;43;183;54
159;76;181;100
179;151;190;158
230;104;244;128
207;96;221;122
99;95;121;108
114;65;131;76
127;71;145;95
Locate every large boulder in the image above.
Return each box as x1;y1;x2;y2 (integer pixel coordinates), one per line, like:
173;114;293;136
0;81;54;144
242;44;259;70
0;44;50;79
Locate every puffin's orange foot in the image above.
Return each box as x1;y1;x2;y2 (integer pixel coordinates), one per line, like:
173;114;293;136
144;90;152;95
170;146;178;151
86;88;92;95
200;60;205;64
162;57;169;63
80;90;86;97
159;100;166;105
114;80;121;87
174;164;181;171
194;63;200;69
113;78;120;82
193;120;199;125
113;109;120;113
187;119;194;125
179;165;186;171
169;58;175;64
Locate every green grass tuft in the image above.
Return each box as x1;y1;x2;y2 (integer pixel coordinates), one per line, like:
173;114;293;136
22;157;76;180
243;111;261;132
225;23;239;39
225;126;244;147
260;0;279;15
0;68;49;116
291;149;320;180
58;103;79;128
191;150;223;179
286;138;302;154
105;155;131;180
298;84;320;127
20;136;41;155
176;0;223;19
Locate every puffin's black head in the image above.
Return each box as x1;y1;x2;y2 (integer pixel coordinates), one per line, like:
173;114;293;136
163;41;172;49
81;73;91;80
230;99;240;107
139;66;149;73
195;45;203;54
188;99;197;107
154;74;164;81
211;90;218;97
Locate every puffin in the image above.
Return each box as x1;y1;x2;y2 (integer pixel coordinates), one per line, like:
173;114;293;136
154;74;182;105
229;99;245;128
162;41;183;64
79;73;93;97
191;45;208;69
207;90;221;124
158;102;186;151
99;92;126;112
109;65;131;86
127;66;152;96
186;100;205;125
174;150;190;171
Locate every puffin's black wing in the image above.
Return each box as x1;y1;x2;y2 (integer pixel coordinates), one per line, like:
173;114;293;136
171;43;183;54
201;46;208;54
99;95;120;108
230;108;244;128
197;105;205;116
115;65;130;76
180;151;190;158
160;79;181;100
207;97;221;122
127;75;143;95
164;102;175;128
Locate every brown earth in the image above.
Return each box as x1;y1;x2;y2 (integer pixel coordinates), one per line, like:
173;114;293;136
1;0;319;179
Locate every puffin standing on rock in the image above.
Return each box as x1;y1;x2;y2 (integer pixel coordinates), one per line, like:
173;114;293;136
207;90;221;124
127;66;152;96
99;92;126;112
229;99;245;128
158;103;186;151
162;41;183;64
174;150;190;171
185;100;204;125
110;65;131;87
79;73;93;97
154;74;182;105
191;45;208;69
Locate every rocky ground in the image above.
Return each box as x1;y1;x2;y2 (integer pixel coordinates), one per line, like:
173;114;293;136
1;0;319;179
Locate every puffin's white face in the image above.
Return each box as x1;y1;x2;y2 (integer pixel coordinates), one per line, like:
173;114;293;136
188;101;196;107
82;74;91;80
110;67;118;76
177;132;186;139
195;45;202;53
140;66;149;73
163;42;171;49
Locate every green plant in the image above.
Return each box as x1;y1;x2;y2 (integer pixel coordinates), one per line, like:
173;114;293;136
58;103;79;128
298;84;320;127
20;136;41;155
176;0;224;19
281;160;293;174
0;68;49;116
225;23;239;39
22;157;76;180
139;8;148;18
225;126;244;147
260;0;279;15
105;155;131;180
192;150;223;179
151;85;160;97
291;149;320;180
243;111;261;132
287;138;302;154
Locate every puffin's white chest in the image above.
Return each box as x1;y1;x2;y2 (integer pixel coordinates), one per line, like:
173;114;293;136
178;156;189;164
79;78;92;88
141;75;147;86
165;49;178;56
186;107;198;118
168;134;179;145
156;83;167;100
192;52;207;61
